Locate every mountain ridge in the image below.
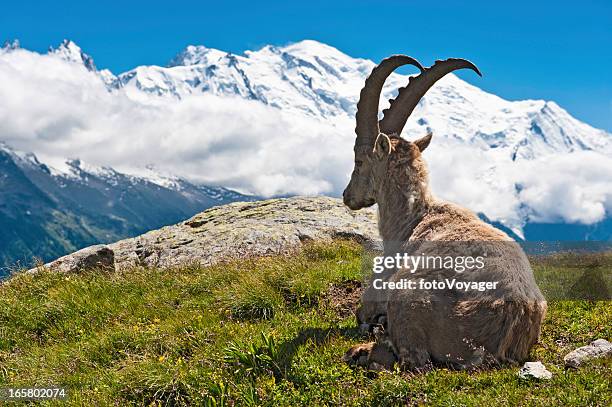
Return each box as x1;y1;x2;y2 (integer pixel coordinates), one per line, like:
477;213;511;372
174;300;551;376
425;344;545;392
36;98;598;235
0;142;255;271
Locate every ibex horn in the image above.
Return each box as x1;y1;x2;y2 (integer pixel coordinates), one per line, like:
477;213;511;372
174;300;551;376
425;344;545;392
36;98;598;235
354;55;424;153
379;58;481;136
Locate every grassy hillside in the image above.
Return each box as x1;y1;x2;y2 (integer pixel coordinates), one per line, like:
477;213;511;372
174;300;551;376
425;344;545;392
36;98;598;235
0;240;610;406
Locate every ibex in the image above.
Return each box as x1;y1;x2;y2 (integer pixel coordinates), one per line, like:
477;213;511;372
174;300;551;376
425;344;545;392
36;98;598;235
342;56;547;370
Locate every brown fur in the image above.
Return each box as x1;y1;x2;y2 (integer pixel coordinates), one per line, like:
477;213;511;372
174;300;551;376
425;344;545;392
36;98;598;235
344;135;547;370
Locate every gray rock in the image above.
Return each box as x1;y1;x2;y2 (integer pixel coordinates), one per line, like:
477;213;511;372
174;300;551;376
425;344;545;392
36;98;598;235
107;196;380;269
518;361;552;380
564;339;612;368
22;197;380;275
29;245;114;274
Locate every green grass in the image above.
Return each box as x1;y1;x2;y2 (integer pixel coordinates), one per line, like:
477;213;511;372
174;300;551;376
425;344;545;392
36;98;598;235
0;240;610;406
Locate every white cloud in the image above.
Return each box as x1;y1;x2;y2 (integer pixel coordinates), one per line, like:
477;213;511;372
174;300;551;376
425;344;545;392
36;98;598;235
1;48;611;230
0;49;353;197
427;142;612;228
513;152;612;224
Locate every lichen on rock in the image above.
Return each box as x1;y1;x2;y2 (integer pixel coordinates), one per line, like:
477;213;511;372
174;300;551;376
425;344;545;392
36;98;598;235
30;197;380;273
29;244;114;274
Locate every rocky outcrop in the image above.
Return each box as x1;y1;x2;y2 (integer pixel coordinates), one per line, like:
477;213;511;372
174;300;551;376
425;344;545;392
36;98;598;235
29;197;379;273
29;245;114;274
564;339;612;368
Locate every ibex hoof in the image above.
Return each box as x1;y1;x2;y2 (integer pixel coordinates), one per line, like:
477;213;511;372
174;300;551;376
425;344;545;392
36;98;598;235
343;342;375;367
343;341;397;371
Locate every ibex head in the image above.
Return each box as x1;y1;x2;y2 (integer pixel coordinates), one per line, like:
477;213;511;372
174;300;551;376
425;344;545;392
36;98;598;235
343;56;481;210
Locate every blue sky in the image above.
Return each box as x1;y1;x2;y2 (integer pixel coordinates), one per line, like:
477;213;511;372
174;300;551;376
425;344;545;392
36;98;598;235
2;0;611;131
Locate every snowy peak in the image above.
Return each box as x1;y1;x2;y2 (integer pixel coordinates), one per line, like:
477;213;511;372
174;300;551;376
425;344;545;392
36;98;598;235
280;39;350;56
61;158;121;181
1;39;20;52
49;156;179;188
49;39;96;71
117;39;373;114
167;44;227;67
276;39;371;73
0;141;45;170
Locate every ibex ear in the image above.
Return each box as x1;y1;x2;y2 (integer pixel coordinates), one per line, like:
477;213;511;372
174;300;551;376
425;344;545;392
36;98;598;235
414;133;432;152
373;133;392;159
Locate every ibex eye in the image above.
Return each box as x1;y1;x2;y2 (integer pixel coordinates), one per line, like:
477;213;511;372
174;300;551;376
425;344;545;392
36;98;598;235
355;160;363;167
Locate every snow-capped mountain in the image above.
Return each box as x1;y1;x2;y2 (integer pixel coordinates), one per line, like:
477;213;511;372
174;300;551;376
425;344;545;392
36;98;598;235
93;39;611;162
0;141;254;271
1;38;611;245
7;38;610;160
49;39;97;71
